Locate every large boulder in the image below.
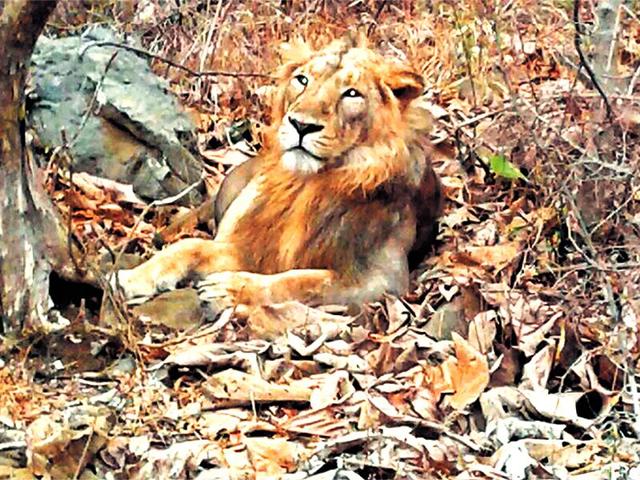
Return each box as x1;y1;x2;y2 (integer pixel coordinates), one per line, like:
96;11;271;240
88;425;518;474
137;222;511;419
28;26;203;204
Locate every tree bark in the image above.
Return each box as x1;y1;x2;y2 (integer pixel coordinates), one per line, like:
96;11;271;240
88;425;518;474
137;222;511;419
0;0;72;333
592;0;624;94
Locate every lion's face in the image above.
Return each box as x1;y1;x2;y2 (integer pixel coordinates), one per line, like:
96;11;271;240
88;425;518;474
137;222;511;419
273;40;425;175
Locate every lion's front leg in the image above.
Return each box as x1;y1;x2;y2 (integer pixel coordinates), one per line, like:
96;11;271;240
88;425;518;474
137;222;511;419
197;269;340;310
112;239;240;302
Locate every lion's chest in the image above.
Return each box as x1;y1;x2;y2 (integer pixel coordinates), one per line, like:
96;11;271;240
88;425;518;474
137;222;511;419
215;178;263;242
215;174;410;274
214;175;310;271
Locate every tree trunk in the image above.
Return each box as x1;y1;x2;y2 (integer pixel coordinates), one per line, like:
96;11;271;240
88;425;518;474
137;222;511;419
0;0;72;333
592;0;624;94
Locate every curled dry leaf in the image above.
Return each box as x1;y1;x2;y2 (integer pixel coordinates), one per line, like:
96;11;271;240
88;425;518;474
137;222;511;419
440;204;480;229
203;369;312;406
480;387;527;423
385;295;414;334
520;343;555;391
453;241;522;273
64;188;98;211
313;352;368;372
481;283;562;356
309;370;355;410
26;407;113;478
26;416;70;460
132;440;224;480
520;389;612;429
523;439;601;469
468;310;498;354
367;392;401;418
427;332;490;410
287;330;327;357
198;409;249;439
448;332;491;409
164;340;270;371
247;301;353;340
72;172;145;205
486;418;566;447
429;243;522;282
245;437;301;477
279;406;352;438
492;441;537;480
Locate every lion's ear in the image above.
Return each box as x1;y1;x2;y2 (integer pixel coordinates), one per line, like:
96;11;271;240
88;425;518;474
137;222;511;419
275;39;314;80
279;38;314;65
385;69;425;105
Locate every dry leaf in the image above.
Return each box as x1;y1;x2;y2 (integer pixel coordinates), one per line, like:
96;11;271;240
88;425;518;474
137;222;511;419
203;369;312;405
247;301;352;340
447;332;491;410
454;241;522;272
468;310;498;354
245;437;300;477
520;390;608;429
202;146;253;166
279;407;352;437
520;343;554;390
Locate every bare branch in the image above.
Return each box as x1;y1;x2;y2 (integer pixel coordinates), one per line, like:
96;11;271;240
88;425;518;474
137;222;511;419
80;41;274;80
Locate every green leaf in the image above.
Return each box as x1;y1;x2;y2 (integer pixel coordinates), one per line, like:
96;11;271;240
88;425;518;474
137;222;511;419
488;154;527;182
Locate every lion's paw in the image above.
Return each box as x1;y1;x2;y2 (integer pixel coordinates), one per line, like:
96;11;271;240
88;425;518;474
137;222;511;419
197;272;265;313
109;269;158;304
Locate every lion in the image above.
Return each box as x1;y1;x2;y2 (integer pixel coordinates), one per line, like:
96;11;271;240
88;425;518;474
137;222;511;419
114;38;443;311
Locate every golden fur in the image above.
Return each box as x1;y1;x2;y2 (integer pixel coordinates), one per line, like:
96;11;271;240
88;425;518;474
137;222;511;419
114;38;443;309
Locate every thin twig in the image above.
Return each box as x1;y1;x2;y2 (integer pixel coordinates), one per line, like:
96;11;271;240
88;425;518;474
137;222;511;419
453;106;509;129
627;358;640;437
562;185;620;322
72;428;94;480
398;416;484;452
53;51;119;277
628;62;640;95
68;51;119;150
367;0;389;37
514;23;539;106
573;0;614;119
80;41;273;79
210;0;236;62
60;130;84;276
589;183;640;236
108;172;206;287
545;261;640;274
199;0;224;73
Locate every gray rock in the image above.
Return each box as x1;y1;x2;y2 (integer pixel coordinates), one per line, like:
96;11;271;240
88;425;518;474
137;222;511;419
28;26;203;204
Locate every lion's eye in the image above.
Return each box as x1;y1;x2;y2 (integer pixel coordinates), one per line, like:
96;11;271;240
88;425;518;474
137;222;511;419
294;74;309;87
342;88;362;98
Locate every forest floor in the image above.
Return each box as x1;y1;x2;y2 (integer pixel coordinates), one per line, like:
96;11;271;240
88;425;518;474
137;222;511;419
2;1;640;479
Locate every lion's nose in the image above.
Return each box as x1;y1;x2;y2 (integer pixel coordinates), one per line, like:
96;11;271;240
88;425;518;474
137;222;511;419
288;116;324;138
